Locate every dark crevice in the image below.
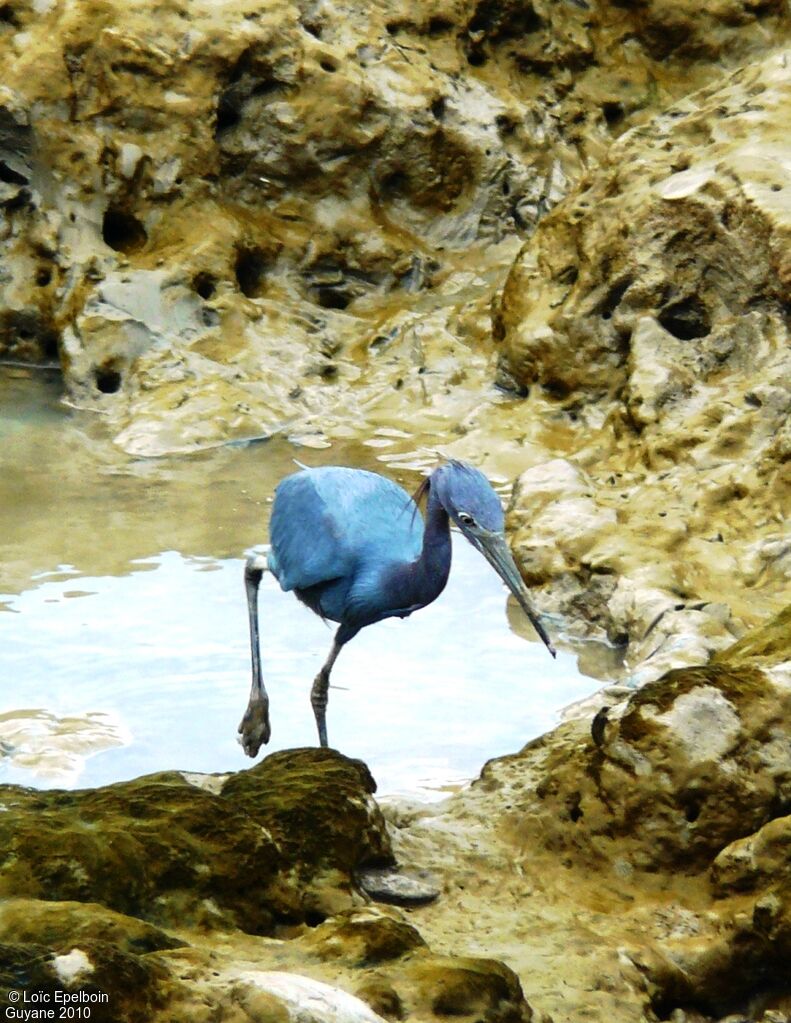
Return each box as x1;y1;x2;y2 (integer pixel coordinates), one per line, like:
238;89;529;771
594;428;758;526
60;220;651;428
658;297;711;340
235;246;267;298
192;272;217;300
379;169;409;197
314;287;351;310
602;101;625;127
426;16;454;34
599;277;632;320
102;207;147;253
0;160;28;185
94;365;122;393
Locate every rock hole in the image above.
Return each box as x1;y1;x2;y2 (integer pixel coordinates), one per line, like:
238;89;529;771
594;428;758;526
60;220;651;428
602;101;625;127
234;246;267;298
426;15;453;34
193;272;217;300
466;47;487;66
496;114;518;136
543;378;571;400
468;0;541;36
0;160;27;185
380;169;409;197
681;794;702;823
658;297;711;340
430;96;446;120
94;365;122;394
102;207;147;254
319;58;338;73
215;91;241;133
41;333;59;361
302;20;322;37
315;286;351;310
567;793;583;823
599;277;632;320
0;3;19;26
35;267;52;287
304;910;326;927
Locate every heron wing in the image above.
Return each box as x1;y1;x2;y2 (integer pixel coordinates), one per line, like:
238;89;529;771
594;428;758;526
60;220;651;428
268;467;423;599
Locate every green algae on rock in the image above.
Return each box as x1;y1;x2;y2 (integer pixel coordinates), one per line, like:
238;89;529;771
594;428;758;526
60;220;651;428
0;749;391;934
0;898;183;955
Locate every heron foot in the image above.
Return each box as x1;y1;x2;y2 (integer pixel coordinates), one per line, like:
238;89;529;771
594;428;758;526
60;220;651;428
238;694;271;758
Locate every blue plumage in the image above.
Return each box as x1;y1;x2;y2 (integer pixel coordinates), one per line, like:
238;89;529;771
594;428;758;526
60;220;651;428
268;466;422;625
238;460;556;754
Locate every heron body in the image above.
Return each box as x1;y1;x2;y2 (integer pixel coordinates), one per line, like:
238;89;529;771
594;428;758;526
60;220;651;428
239;460;555;755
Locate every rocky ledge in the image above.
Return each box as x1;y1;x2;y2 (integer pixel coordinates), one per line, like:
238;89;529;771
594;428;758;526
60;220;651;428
1;606;790;1022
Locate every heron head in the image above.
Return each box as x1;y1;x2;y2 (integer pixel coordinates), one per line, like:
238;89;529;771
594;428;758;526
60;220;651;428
432;460;504;537
432;460;556;658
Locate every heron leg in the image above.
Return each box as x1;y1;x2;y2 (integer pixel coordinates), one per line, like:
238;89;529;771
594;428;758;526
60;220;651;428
311;634;345;748
238;554;271;758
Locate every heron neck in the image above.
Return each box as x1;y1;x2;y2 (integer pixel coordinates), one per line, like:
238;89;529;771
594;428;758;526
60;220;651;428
413;485;452;605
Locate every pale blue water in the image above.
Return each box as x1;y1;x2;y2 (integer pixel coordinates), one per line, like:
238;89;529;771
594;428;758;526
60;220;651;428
0;367;610;797
0;540;599;796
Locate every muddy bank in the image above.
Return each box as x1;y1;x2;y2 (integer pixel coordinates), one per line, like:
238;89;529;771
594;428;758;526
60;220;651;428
1;607;789;1022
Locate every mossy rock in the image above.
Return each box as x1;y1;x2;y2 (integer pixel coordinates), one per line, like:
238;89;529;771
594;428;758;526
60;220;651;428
494;611;791;874
714;602;791;668
0;749;392;934
302;907;426;967
221;748;392;876
0;939;170;1023
404;955;533;1022
0;899;183;954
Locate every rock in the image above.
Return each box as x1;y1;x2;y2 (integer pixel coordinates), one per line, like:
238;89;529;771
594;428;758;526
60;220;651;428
0;938;171;1023
0;748;392;933
493;638;791;873
0;898;183;954
501;52;791;674
356;867;440;906
229;971;389;1023
402;955;533;1022
711;815;791;897
1;0;787;457
301;907;426;966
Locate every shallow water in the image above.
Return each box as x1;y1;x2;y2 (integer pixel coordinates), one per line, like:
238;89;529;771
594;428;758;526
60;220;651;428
0;367;611;797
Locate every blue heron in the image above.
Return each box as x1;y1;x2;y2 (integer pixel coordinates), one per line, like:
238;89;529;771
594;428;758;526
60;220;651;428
239;460;555;754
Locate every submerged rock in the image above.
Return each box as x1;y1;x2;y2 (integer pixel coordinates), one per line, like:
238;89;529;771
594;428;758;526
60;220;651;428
226;971;390;1023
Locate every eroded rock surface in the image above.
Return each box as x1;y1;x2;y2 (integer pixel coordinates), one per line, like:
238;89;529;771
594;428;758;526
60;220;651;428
500;52;791;681
1;0;788;458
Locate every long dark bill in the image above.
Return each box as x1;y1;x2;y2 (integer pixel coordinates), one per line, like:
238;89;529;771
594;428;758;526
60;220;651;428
479;533;556;658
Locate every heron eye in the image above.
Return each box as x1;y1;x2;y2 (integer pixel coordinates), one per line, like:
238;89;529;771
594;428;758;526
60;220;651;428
458;512;475;527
